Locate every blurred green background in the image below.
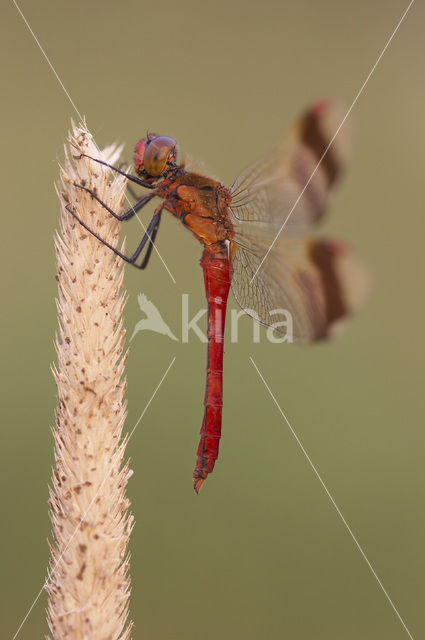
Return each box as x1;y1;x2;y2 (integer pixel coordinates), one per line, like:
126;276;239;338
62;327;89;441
1;0;424;638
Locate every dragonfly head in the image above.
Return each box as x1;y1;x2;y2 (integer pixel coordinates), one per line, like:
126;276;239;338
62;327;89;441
134;134;178;180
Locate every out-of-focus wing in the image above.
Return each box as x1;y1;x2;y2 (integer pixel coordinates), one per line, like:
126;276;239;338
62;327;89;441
230;100;350;234
229;99;366;343
230;234;368;343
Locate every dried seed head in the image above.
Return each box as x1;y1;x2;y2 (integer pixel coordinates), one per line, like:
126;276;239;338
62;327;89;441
47;121;133;640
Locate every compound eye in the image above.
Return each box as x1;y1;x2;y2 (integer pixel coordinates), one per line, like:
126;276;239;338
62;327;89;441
143;136;177;177
134;139;147;174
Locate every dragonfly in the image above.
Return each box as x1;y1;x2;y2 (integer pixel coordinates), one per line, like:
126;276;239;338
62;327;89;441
66;100;367;493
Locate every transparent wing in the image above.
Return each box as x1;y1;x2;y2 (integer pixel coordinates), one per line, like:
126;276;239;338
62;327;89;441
230;232;368;343
228;99;364;343
230;100;350;234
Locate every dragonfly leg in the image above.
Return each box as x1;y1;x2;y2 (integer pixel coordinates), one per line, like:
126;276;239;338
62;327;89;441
116;162;140;202
73;183;154;221
65;203;163;269
138;206;163;269
78;153;153;188
126;184;140;202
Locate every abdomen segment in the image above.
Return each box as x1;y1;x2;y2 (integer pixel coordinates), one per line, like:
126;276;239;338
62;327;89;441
193;244;233;493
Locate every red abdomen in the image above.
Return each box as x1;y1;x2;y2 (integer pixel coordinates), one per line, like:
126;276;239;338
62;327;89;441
193;243;233;493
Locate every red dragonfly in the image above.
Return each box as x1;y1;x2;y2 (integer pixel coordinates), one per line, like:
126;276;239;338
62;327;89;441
67;101;366;493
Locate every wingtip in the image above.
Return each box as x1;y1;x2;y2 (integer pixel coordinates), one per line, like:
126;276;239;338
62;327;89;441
310;98;333;115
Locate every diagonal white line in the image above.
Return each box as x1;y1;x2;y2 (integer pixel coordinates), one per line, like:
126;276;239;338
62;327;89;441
11;356;176;640
12;0;176;284
126;357;176;440
11;0;83;119
250;0;415;284
249;356;414;640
